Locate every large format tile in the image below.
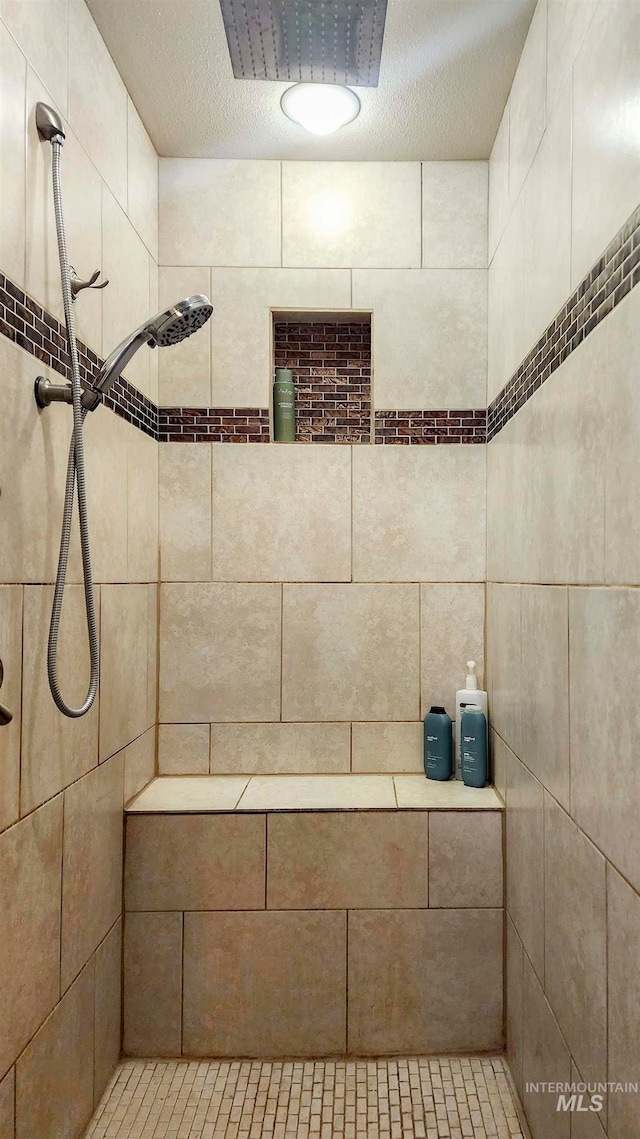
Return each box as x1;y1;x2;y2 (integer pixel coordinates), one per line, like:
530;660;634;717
237;774;396;811
211;444;351;583
183;911;347;1056
127;98;158;260
210;722;351;775
0;22;26;287
68;405;128;584
429;811;503;908
126;424;159;584
394;777;503;810
420;584;485;717
100;585;150;760
267;812;428;909
0;1068;14;1139
351;722;423;774
123;912;183;1057
209;267;350;407
488;104;509;264
0;0;68;114
546;0;596;116
352;269;486;408
0;797;63;1077
159;443;212;582
348;909;502;1054
102;187;152;397
94;920;122;1107
160;158;281;267
282;584;419;722
160;583;281;723
282;162;421;269
570;587;640;893
608;865;640;1139
0;586;21;831
506;753;544;981
520;586;569;807
544;797;606;1089
508;0;547;207
603;285;640;586
127;775;248;813
421;162;487;269
125;813;265;911
506;915;524;1099
486;583;522;758
15;963;95;1139
352;448;486;583
123;727;156;804
158;267;212;406
61;755;124;992
522;955;571;1139
158;723;210;775
487;195;525;401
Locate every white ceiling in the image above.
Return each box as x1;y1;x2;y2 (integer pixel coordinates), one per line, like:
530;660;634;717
86;0;535;161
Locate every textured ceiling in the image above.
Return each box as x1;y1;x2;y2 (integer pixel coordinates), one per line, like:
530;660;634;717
86;0;535;161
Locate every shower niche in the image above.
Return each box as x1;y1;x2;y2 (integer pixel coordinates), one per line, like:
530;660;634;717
271;310;372;443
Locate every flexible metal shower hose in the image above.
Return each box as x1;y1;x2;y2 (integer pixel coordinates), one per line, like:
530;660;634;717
47;138;99;717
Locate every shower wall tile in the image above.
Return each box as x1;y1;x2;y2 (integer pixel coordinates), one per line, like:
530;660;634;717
159;443;212;581
282;584;419;723
211;444;351;583
123;912;183;1057
607;864;640;1139
420;584;485;716
61;754;124;993
351;722;423;773
159;723;210;775
209;722;351;776
508;0;547;207
421;162;488;269
100;585;151;761
21;584;99;816
127;98;158;261
159;159;281;267
102;186;152;398
352;269;487;409
506;914;524;1099
123;727;156;804
520;586;569;808
0;22;26;288
282;162;421;269
147;583;158;728
521;955;571;1139
545;0;595;117
487;195;525;401
0;586;22;832
68;0;128;209
127;421;159;583
488;103;509;264
93;919;122;1107
603;284;640;586
0;0;69;114
486;583;522;758
0;1067;14;1139
68;404;129;585
148;258;159;404
158;267;211;406
352;446;486;583
506;752;544;983
0;795;63;1078
429;812;503;909
208;267;351;407
160;583;282;723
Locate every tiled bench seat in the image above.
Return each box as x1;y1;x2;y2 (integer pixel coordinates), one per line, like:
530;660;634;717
123;775;504;1061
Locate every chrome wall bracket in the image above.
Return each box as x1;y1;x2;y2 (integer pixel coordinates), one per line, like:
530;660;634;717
70;266;109;299
34;376;102;411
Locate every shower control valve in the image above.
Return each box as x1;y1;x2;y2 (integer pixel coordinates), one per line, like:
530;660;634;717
70;266;109;299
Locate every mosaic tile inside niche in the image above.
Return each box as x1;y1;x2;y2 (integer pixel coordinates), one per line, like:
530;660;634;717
273;321;372;444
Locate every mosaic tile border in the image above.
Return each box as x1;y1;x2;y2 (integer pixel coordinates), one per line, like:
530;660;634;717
158;407;271;443
375;409;486;444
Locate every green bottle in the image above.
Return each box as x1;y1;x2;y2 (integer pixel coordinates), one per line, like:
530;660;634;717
274;367;296;442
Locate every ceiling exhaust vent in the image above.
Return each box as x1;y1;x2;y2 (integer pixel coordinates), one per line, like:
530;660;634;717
219;0;388;87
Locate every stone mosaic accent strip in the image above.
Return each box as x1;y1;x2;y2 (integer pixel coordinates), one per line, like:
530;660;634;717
488;200;640;440
375;409;487;444
158;407;271;443
274;321;372;443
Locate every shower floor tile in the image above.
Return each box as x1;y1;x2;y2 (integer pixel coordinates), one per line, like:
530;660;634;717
84;1055;526;1139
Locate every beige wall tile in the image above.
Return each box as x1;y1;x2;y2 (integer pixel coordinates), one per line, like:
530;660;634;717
570;1061;608;1139
352;447;486;583
0;0;68;113
422;162;487;269
210;722;350;775
521;586;569;808
61;755;123;993
209;267;350;407
603;285;640;586
351;722;423;774
421;584;485;717
0;1067;14;1139
488;195;525;400
123;728;156;803
0;22;26;287
607;864;640;1139
571;0;640;287
100;585;150;761
487;413;527;584
159;722;210;775
353;268;487;408
544;796;606;1089
348;909;502;1054
429;811;503;908
489;728;509;801
127;426;159;584
509;0;547;207
506;914;524;1098
66;405;129;586
0;796;63;1076
282;584;419;722
522;78;572;349
160;158;281;267
93;919;122;1107
183;910;346;1057
123;912;182;1057
0;586;22;832
282;162;421;269
148;258;159;403
570;587;640;893
15;962;95;1139
488;103;509;264
487;583;522;758
102;186;152;397
238;773;395;811
159;443;211;582
506;752;544;981
158;267;211;406
147;584;158;728
68;0;127;208
127;98;158;260
21;585;99;815
125;813;265;911
522;955;571;1139
160;583;281;723
211;444;351;583
546;0;596;116
267;812;428;910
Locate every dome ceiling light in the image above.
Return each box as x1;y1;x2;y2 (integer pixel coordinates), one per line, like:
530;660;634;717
280;82;361;135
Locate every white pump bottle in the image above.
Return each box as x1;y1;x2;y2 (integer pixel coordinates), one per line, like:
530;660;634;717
455;661;488;780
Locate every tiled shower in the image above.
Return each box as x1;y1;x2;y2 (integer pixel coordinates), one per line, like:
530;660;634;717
1;1;639;1138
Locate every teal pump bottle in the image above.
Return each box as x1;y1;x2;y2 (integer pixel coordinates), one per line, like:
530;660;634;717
460;705;488;787
424;706;453;781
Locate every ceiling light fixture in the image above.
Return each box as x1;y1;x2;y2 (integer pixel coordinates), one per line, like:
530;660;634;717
280;83;361;136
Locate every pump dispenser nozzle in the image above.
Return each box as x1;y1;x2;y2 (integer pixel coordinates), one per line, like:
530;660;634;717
465;661;478;690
